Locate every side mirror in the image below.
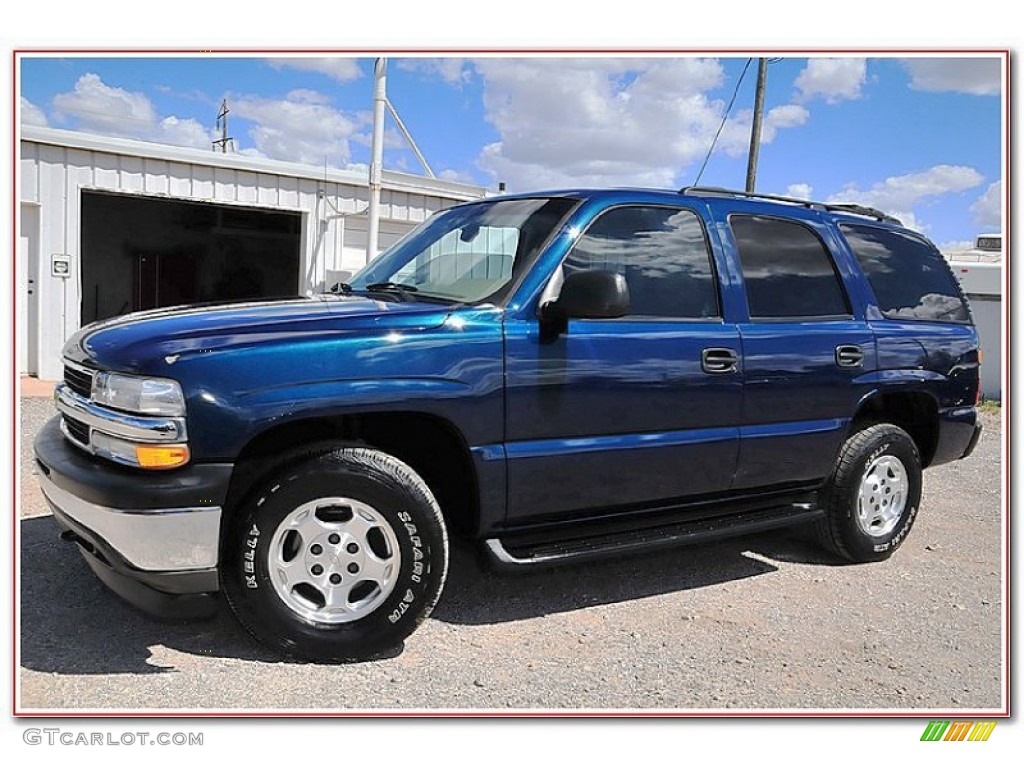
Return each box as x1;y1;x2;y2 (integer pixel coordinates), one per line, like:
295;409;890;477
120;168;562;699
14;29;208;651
541;269;630;321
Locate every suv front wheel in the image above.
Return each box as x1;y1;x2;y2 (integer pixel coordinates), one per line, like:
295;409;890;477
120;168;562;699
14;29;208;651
222;447;448;662
816;423;923;562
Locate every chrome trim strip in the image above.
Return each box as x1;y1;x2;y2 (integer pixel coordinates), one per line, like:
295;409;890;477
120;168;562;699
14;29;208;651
39;473;221;571
55;383;188;442
63;358;95;377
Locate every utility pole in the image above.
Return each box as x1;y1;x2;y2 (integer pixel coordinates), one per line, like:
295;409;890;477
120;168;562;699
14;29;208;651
213;99;233;153
366;58;387;263
745;58;768;193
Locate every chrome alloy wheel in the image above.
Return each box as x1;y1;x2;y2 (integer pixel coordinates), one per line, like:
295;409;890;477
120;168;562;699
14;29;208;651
267;497;402;624
856;455;908;537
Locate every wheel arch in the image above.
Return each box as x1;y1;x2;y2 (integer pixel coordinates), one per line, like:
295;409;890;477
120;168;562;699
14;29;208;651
223;410;481;539
850;388;940;467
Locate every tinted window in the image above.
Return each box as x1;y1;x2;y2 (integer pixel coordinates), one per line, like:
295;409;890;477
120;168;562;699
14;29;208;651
730;215;850;319
840;223;970;323
563;206;719;319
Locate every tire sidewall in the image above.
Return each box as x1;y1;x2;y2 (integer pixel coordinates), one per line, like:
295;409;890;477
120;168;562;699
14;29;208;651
223;451;446;661
838;428;922;562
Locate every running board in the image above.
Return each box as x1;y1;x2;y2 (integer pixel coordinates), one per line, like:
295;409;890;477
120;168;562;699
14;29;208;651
483;504;823;571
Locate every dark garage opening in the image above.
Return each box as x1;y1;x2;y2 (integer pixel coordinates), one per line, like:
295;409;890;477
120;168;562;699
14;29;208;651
80;191;302;324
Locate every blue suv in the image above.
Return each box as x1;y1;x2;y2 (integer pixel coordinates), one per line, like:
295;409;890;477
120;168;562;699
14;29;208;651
34;186;983;661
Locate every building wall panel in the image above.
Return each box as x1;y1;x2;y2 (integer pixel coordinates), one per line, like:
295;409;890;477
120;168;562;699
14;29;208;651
192;163;215;200
20;142;39;202
36;144;70;378
144;158;170;195
236;170;258;203
257;173;279;207
119;155;144;192
167;162;193;198
93;151;119;191
214;166;237;202
279;175;299;209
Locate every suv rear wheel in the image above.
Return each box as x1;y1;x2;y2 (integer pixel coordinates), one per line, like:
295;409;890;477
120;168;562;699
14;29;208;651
222;447;448;662
816;423;922;562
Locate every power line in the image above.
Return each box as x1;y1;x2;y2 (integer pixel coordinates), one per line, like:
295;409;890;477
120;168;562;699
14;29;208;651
693;58;753;187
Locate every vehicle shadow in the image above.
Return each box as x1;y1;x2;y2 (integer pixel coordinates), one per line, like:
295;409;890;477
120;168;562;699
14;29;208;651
431;525;842;626
20;513;841;674
20;515;274;675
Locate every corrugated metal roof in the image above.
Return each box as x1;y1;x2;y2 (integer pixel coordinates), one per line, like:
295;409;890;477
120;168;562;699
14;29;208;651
20;125;486;201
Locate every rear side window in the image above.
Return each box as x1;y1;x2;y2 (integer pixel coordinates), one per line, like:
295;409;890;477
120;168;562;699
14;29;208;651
729;215;850;319
840;223;970;323
564;205;719;319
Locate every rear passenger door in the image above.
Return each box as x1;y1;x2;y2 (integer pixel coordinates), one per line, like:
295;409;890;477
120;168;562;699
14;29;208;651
720;211;876;490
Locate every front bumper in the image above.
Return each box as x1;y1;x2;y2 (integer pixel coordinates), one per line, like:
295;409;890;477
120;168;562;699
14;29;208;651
34;417;232;618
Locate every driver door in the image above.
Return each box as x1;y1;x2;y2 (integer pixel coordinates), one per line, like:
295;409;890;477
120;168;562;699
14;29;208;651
503;204;742;525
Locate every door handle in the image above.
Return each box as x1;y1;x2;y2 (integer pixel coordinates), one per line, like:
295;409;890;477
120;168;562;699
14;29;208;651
835;344;864;368
702;347;739;374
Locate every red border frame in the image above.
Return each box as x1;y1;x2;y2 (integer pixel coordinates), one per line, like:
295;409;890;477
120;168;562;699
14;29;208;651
10;47;1012;719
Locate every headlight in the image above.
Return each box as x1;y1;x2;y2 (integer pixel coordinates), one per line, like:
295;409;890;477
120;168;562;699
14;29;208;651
92;372;186;416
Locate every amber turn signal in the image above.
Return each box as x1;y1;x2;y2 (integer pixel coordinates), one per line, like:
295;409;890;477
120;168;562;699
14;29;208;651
135;443;190;469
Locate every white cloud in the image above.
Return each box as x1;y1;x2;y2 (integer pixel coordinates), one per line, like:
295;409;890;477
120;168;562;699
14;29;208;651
286;88;333;105
794;58;867;103
156;115;210;148
471;58;806;191
267;57;363;83
828;164;984;232
53;73;158;134
397;58;472;86
236;146;268;159
351;114;407;151
20;97;48;126
231;91;359;165
970;181;1002;229
784;183;813;199
438;168;478;184
716;103;810;155
50;73;211;148
902;58;1001;95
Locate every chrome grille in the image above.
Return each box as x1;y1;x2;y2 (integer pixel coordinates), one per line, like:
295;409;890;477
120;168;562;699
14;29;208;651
63;363;94;399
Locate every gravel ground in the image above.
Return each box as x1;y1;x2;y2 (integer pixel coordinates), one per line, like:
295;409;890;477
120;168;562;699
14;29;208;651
18;398;1004;711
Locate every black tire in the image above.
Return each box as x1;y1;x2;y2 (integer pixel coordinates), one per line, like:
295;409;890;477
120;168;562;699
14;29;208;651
222;447;448;662
816;423;922;563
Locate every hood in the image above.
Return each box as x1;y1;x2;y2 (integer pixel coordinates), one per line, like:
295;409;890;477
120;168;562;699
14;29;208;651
64;295;453;373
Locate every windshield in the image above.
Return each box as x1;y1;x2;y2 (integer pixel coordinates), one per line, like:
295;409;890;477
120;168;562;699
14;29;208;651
348;197;577;304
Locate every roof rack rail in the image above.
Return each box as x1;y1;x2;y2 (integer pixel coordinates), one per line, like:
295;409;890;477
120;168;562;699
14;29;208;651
823;203;903;226
678;186;903;226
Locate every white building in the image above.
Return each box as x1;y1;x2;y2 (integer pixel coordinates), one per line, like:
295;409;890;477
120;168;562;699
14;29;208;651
18;126;486;380
944;234;1003;400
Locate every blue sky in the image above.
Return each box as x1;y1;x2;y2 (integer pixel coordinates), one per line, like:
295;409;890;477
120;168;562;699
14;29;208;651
18;54;1003;248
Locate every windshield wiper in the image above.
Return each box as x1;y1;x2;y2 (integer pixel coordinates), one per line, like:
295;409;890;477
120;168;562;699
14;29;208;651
364;282;420;301
346;282;459;305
